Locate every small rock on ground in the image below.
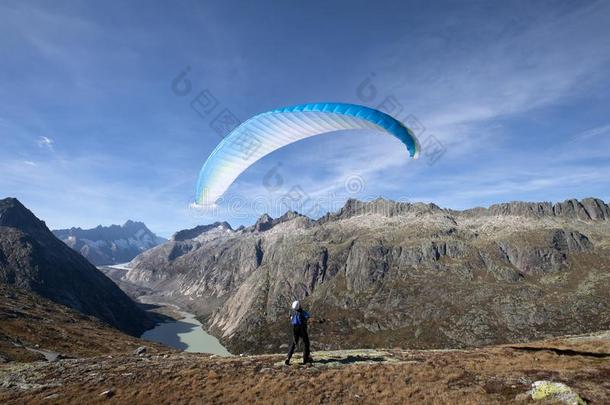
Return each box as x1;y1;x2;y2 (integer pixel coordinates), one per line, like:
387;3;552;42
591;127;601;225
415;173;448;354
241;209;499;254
133;346;147;356
44;393;61;400
99;389;115;398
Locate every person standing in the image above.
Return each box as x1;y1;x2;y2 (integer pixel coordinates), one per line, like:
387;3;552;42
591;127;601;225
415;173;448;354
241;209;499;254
285;300;313;365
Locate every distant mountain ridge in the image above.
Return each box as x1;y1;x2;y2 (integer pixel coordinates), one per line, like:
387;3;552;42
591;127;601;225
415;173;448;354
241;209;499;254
124;197;610;354
0;197;152;335
53;220;166;266
172;221;232;241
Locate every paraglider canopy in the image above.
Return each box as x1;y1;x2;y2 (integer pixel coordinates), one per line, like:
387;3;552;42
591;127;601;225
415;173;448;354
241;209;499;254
195;102;420;206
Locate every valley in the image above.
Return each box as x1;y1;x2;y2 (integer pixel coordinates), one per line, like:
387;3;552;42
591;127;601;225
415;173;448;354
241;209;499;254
120;198;610;355
1;196;609;404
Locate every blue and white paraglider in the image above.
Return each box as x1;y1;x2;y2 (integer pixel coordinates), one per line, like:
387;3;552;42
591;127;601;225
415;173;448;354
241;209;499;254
195;102;420;206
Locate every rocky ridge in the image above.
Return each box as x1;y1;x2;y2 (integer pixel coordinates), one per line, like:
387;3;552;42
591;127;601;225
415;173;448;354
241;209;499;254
123;197;610;354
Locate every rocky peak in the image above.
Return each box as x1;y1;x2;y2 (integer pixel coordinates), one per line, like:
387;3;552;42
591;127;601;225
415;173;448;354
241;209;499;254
253;214;274;232
248;211;312;233
122;220;148;231
0;198;48;237
172;221;233;241
276;210;302;222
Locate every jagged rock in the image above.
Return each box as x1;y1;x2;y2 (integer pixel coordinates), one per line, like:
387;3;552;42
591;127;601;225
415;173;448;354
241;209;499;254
496;230;593;274
463;198;610;221
247;211;312;233
321;198;441;222
253;214;274;232
484;201;555;217
581;197;609;220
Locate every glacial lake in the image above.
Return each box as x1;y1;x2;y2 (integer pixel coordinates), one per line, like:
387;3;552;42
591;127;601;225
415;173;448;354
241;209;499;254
141;309;231;356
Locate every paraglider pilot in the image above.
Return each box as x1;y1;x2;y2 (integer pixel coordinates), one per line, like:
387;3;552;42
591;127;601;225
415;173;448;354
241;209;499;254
285;300;313;365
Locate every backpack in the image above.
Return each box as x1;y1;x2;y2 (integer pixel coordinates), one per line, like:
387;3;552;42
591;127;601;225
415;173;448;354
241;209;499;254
291;310;309;326
291;311;303;326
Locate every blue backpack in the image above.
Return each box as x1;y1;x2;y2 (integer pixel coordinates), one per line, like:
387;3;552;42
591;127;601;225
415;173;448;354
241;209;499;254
291;310;309;326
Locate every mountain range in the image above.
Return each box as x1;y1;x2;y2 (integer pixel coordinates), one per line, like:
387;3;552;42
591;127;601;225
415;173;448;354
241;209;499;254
122;197;610;354
1;196;609;404
53;221;166;266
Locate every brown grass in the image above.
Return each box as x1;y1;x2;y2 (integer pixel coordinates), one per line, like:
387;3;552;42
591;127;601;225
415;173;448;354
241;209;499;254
0;286;166;362
2;333;609;404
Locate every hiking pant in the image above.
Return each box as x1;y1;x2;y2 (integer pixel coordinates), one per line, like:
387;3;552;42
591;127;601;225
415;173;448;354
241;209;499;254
287;326;310;362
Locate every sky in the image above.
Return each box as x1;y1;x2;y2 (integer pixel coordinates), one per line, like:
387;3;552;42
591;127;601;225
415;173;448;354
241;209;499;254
1;0;610;238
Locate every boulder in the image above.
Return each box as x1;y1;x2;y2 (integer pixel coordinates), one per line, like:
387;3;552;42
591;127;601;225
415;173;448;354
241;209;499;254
528;381;586;404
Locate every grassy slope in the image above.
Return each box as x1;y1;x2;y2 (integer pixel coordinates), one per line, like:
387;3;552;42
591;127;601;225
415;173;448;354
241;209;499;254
1;284;608;403
1;332;609;404
0;285;166;363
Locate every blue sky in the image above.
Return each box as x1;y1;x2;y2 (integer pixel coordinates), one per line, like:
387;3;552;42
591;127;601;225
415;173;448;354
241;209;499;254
1;0;610;237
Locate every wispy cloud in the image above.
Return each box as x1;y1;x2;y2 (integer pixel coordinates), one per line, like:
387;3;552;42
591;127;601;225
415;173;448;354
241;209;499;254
571;124;610;141
37;136;54;150
254;1;610;214
2;1;609;232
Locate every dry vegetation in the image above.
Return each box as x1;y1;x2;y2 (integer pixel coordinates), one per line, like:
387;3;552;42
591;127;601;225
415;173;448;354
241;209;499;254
1;332;609;404
0;286;166;363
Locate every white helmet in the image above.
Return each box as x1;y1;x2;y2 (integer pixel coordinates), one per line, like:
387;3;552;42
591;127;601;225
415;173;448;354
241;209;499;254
291;300;300;310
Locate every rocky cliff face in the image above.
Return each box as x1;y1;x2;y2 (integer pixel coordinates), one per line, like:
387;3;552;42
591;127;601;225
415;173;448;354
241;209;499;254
53;221;166;266
0;198;152;336
124;198;610;354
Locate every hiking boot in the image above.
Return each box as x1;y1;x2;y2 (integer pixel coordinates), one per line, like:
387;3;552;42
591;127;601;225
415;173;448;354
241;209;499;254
284;359;290;366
